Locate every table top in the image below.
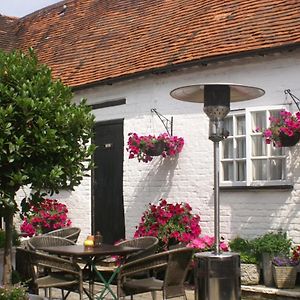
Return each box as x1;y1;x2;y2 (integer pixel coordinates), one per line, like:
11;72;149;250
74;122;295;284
40;243;141;257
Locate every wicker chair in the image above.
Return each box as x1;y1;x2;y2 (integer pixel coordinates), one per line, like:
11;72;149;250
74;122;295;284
117;247;194;300
27;235;75;251
96;236;159;269
44;227;81;243
16;247;83;300
94;236;159;286
116;236;159;262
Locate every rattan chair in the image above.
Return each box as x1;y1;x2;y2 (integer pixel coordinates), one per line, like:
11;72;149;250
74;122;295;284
117;247;194;300
16;247;83;300
117;236;159;262
96;236;159;269
27;235;75;251
44;227;81;243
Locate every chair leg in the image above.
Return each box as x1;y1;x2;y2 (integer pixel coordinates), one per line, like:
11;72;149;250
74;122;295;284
49;288;52;300
151;291;157;300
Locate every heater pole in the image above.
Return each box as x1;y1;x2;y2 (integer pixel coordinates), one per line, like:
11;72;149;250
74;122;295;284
213;140;220;255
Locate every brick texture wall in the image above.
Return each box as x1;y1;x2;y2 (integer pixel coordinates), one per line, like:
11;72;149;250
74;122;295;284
17;50;300;245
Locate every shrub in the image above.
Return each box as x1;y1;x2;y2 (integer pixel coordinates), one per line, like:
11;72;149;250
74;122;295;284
253;231;292;259
229;237;258;264
0;285;28;300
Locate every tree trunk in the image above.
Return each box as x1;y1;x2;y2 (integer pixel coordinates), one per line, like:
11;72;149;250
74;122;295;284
2;210;13;286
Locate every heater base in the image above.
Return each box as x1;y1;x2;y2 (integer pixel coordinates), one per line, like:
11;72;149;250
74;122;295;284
194;251;241;300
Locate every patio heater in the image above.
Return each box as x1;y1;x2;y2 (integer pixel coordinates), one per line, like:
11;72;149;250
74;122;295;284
170;83;264;300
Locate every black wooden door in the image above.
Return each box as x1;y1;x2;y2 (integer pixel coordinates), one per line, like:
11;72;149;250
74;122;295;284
92;119;125;244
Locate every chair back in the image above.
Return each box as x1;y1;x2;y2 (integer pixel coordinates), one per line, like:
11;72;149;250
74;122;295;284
27;235;75;251
118;247;194;299
16;247;82;295
44;227;81;243
164;247;194;298
117;236;159;262
16;247;37;293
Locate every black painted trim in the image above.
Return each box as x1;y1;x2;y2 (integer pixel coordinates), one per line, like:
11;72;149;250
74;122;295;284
91;99;126;110
220;185;293;192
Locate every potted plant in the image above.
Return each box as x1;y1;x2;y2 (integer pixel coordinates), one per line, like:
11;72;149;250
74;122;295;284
253;231;292;287
134;199;201;251
258;109;300;147
229;237;260;285
20;198;72;237
127;133;184;163
272;246;300;289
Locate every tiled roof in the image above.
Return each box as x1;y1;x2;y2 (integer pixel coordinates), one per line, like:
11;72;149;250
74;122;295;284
0;15;17;52
3;0;300;87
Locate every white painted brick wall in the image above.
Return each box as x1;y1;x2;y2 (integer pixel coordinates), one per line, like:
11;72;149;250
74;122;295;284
15;49;300;245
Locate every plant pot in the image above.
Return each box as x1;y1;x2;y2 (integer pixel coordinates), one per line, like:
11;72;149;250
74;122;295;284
144;140;166;156
262;252;274;287
278;132;300;147
272;265;297;289
241;263;260;285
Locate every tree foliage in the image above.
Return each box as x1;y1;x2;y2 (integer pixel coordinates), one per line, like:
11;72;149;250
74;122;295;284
0;48;95;285
0;48;95;212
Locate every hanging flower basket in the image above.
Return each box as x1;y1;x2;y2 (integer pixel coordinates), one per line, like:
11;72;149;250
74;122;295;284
258;110;300;147
127;133;184;163
278;132;300;147
144;140;166;156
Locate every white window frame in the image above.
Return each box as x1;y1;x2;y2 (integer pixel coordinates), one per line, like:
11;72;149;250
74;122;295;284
220;105;291;187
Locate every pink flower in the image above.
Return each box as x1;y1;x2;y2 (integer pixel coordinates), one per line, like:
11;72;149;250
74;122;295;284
20;198;72;237
258;110;300;147
127;133;184;163
134;199;201;250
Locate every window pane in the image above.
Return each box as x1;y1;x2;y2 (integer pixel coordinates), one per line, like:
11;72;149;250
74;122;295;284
222;162;234;181
270;144;283;156
236;116;245;135
252;111;266;131
252;159;267;180
252;136;266;156
270;159;286;180
237;161;246;181
269;110;281;120
222;139;233;158
224;117;233;136
236;137;246;158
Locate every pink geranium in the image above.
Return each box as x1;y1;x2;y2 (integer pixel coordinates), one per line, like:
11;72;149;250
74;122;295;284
187;235;229;252
20;198;71;237
134;199;201;250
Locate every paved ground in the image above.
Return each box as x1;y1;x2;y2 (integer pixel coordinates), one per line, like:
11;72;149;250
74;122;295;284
37;283;300;300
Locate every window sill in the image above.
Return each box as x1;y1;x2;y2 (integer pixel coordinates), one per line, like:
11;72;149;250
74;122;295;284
220;185;293;192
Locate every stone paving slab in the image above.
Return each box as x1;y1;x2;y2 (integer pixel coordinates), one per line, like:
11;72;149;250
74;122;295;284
37;284;300;300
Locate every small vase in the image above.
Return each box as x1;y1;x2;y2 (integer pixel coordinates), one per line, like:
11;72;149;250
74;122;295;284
272;265;297;289
278;132;300;147
144;140;166;156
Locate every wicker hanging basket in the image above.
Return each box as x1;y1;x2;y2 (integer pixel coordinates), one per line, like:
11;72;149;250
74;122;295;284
144;140;166;156
278;132;300;147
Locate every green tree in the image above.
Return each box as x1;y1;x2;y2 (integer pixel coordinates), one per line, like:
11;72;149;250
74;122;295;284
0;49;95;286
